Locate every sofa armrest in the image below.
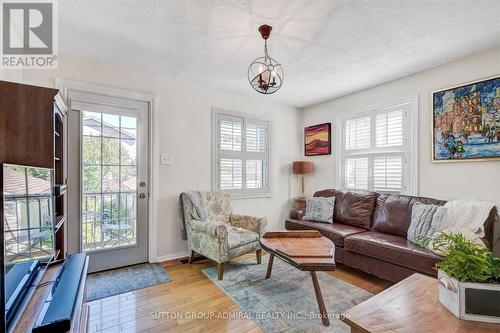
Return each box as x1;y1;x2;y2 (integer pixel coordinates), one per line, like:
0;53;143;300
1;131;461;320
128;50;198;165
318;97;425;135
188;219;228;242
290;208;305;220
229;214;267;236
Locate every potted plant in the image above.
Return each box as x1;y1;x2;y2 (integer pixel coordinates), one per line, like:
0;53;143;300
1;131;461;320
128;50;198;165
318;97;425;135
432;232;500;323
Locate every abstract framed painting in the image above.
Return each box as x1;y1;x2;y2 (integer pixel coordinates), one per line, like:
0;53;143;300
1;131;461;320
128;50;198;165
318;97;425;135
304;123;331;156
432;75;500;162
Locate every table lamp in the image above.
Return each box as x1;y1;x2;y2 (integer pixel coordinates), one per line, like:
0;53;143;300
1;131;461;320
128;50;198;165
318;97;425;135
293;161;314;197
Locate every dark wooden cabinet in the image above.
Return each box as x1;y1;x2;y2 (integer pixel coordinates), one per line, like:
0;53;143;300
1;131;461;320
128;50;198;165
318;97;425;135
0;80;67;261
0;81;58;169
1;80;79;333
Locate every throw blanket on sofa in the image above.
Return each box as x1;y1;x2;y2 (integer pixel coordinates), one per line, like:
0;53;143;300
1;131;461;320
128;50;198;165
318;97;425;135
441;200;494;238
179;191;207;240
409;200;494;252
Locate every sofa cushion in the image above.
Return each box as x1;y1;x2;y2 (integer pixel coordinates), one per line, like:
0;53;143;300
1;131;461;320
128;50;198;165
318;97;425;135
372;194;446;237
314;189;378;230
285;218;366;247
314;189;344;219
302;196;335;223
344;231;442;276
407;203;447;244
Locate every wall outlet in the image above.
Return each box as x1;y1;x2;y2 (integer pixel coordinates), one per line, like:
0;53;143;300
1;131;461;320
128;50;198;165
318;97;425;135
160;153;173;165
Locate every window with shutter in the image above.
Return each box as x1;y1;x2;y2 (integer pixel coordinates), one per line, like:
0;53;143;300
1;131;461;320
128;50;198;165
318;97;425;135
220;119;242;151
246;123;266;153
373;155;403;192
345;158;369;190
220;159;242;190
246;160;264;189
376;110;403;147
345;116;370;150
212;110;269;197
341;102;414;194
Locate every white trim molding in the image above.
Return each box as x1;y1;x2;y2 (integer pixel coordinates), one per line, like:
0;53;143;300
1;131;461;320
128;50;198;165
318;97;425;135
152;251;190;263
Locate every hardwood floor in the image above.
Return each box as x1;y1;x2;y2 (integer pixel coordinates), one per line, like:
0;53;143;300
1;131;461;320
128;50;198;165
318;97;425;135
87;253;392;333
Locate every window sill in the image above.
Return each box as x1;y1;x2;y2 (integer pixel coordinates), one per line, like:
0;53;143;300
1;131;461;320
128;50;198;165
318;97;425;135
230;193;272;200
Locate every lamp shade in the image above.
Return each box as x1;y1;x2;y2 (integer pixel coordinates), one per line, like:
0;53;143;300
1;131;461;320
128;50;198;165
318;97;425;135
293;161;314;175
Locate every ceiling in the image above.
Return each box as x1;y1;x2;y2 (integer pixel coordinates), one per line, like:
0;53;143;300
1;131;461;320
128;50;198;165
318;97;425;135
59;0;500;108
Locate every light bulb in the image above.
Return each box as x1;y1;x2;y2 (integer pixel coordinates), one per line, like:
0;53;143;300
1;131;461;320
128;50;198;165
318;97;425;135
258;64;265;75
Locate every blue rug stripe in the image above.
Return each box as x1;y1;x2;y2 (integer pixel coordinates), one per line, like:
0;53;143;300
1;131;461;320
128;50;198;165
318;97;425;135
86;263;171;301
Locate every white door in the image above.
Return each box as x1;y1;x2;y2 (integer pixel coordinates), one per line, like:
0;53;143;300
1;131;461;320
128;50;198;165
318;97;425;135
68;91;149;272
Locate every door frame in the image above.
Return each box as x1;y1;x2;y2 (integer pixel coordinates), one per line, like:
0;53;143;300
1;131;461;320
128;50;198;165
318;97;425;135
55;79;159;263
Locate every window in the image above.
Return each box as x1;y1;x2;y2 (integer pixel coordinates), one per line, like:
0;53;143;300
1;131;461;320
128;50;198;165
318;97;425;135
213;109;270;197
341;102;414;194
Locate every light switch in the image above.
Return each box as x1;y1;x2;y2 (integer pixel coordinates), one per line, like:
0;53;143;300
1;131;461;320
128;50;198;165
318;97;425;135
160;153;173;165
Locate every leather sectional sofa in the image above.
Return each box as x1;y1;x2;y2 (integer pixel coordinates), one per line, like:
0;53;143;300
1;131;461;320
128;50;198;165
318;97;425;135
286;189;497;282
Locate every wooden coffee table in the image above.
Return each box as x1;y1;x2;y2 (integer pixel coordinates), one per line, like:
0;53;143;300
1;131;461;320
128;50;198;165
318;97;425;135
259;230;336;326
343;273;500;333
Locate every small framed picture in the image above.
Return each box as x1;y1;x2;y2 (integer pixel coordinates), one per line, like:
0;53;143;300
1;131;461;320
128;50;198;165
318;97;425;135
304;123;331;156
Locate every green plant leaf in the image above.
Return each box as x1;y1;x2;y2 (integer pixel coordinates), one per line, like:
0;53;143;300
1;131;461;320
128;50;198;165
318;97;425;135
434;232;499;283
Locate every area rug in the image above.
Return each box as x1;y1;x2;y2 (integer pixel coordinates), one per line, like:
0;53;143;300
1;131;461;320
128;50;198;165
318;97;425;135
86;263;171;301
202;257;372;333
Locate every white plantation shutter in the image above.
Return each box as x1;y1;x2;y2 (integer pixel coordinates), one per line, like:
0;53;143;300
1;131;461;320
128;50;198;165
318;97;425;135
345;158;369;190
341;102;413;194
246;123;266;152
220;119;242;151
220;159;243;189
245;120;267;190
345;116;370;150
376;110;403;147
213;111;269;195
246;160;264;189
373;156;403;192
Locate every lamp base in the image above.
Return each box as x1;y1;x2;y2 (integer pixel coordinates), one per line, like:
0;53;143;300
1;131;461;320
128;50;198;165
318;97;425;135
293;197;307;209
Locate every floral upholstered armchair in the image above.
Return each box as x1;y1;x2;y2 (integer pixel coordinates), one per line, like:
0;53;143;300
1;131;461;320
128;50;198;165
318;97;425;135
180;191;267;280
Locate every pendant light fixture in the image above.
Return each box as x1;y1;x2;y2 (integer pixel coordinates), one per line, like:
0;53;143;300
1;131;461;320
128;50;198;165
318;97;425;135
247;24;284;94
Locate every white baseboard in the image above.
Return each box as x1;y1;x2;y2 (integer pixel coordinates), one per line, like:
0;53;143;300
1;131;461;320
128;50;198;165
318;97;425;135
151;251;189;263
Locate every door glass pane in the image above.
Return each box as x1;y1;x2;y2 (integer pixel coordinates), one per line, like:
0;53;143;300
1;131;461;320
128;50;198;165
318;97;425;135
81;111;138;251
82;112;102;136
82;136;101;165
120;139;136;165
102;138;120;164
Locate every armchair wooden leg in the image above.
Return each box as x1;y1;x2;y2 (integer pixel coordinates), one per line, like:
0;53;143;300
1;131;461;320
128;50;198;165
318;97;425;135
217;263;224;280
256;249;262;264
188;250;195;264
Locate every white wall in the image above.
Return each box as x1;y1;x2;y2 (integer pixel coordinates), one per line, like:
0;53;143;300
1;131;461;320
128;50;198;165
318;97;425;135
1;54;302;261
302;47;500;253
302;47;500;203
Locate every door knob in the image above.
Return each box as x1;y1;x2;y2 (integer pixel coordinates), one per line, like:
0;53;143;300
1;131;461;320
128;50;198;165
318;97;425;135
139;193;146;199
